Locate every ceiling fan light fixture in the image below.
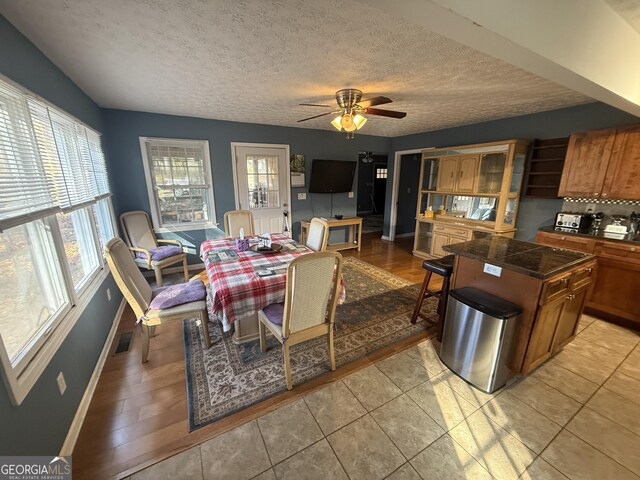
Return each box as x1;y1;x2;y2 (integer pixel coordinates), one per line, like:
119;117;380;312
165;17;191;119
331;115;343;131
340;113;356;132
353;114;367;130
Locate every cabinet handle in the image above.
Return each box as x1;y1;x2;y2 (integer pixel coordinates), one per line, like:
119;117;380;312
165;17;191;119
561;236;566;240
459;171;463;177
594;192;600;196
631;247;637;252
602;192;608;197
586;268;592;273
566;294;576;300
450;172;454;179
561;278;569;285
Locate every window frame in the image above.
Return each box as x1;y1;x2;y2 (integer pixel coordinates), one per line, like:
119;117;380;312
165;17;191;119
139;137;217;232
0;73;118;405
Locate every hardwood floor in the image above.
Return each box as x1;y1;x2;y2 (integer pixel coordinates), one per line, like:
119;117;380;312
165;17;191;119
72;234;437;479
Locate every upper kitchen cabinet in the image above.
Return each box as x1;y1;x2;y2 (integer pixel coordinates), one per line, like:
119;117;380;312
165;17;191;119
602;125;640;199
559;125;640;200
558;128;616;198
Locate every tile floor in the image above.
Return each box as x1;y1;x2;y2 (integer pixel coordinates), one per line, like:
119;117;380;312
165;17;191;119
128;315;640;480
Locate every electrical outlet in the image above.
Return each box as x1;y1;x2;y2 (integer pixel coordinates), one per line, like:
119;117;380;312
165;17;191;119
348;192;354;198
106;288;111;301
407;187;411;194
297;193;306;200
483;263;502;277
57;372;67;395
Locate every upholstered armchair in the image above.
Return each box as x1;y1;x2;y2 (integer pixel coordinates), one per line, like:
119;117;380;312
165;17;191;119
120;210;188;286
258;251;343;390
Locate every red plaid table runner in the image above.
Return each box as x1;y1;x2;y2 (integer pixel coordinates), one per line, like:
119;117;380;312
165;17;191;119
201;234;343;330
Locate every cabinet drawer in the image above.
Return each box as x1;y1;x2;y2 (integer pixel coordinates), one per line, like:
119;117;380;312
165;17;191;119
595;241;640;263
570;262;595;289
535;231;595;253
540;273;572;305
434;225;470;238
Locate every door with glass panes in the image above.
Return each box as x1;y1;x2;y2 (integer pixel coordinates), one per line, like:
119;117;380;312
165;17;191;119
233;144;291;235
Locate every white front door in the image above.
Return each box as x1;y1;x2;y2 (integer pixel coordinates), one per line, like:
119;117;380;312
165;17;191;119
232;144;291;235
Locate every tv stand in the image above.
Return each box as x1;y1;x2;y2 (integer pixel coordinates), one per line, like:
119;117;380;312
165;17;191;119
300;217;363;252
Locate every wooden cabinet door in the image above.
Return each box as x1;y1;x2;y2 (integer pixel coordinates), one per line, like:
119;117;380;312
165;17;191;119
431;233;449;257
523;295;565;373
602;125;640;200
553;286;588;352
438;157;458;192
457;156;478;193
587;255;640;326
558;129;616;198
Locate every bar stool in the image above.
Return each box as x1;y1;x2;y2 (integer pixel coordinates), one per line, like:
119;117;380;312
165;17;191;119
410;255;455;341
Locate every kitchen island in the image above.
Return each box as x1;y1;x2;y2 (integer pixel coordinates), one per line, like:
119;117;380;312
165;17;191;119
443;237;596;373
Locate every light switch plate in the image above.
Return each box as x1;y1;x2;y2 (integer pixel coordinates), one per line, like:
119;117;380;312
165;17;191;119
483;263;502;277
297;193;306;200
107;288;111;301
348;192;354;198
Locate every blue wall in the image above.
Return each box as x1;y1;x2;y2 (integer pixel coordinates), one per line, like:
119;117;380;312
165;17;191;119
102;109;391;261
0;15;123;455
387;103;640;240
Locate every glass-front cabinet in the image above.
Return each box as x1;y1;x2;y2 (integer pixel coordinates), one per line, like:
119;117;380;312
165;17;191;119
413;140;530;259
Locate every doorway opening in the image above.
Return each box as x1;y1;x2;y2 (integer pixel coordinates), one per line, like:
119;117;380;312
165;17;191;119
389;148;425;241
357;152;388;234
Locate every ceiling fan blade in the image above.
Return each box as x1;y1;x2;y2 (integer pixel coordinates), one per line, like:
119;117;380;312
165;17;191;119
297;111;337;122
364;107;407;119
357;96;392;108
299;103;334;107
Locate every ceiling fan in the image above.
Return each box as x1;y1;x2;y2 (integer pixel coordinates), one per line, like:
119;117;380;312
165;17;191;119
298;89;407;138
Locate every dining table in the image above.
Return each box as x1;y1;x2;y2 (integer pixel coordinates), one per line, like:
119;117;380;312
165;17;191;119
200;233;345;344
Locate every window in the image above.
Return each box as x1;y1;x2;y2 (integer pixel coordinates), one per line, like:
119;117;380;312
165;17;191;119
0;76;116;404
246;155;280;209
376;167;388;179
0;219;70;369
140;138;216;230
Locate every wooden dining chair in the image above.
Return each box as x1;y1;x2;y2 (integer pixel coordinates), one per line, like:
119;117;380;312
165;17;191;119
105;237;211;363
305;217;330;252
120;210;188;287
224;210;255;237
258;251;343;390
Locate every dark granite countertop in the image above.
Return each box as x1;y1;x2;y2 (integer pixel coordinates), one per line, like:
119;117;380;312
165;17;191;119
538;225;640;245
442;237;595;279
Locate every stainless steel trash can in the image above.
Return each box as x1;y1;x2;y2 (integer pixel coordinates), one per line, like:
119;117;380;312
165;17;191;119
439;287;522;393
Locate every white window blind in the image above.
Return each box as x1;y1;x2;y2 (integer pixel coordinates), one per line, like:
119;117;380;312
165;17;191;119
0;79;111;231
0;83;58;229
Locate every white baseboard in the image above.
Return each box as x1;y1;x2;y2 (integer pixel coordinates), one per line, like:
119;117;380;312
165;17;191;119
395;232;416;238
381;235;391;241
60;297;127;456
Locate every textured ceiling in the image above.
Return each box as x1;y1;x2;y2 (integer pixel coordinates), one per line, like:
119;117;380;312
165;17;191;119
0;0;592;137
605;0;640;34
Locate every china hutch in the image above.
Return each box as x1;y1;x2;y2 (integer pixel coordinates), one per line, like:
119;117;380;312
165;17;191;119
413;139;530;258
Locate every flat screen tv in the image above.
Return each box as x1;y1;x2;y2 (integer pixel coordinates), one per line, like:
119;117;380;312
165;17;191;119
308;159;357;193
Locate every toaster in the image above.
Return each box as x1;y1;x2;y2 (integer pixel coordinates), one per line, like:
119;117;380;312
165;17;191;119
554;212;593;231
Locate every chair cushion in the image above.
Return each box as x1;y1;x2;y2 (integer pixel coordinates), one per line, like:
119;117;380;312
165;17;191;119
422;255;455;276
146;300;207;320
136;245;183;261
262;302;284;325
150;280;206;309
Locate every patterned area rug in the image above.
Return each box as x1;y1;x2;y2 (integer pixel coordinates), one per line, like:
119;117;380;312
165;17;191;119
183;257;437;431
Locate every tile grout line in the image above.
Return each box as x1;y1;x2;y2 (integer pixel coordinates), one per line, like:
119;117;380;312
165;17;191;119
535;344;640;478
300;395;353;479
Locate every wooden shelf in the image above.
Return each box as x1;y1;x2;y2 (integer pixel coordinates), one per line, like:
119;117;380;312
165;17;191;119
523;137;568;198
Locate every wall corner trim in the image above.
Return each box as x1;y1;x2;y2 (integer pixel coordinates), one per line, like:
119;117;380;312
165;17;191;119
60;297;127;456
381;235;392;241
